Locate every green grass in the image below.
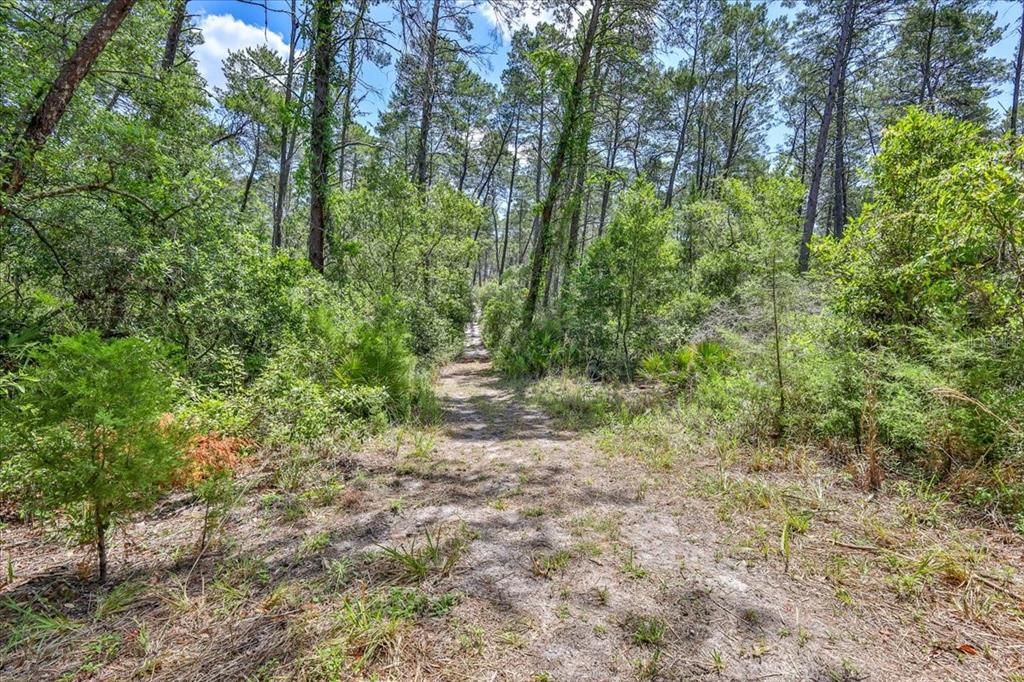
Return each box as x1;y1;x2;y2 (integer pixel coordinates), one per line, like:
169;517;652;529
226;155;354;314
621;548;647;579
94;581;146;619
314;587;459;676
2;598;80;652
377;524;474;582
530;549;573;577
626;614;666;646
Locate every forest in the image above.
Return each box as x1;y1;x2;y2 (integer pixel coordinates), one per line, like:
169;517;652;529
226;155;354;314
1;0;1023;679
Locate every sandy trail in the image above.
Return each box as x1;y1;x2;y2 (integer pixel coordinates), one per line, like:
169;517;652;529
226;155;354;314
375;324;894;681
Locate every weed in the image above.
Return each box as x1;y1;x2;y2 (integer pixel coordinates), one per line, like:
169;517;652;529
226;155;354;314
2;598;80;652
798;626;812;647
594;586;610;605
531;549;572;578
498;630;527;648
410;428;436;459
300;530;331;557
632;650;661;680
626;614;666;646
377;524;473;582
457;622;486;653
710;649;725;672
305;479;343;506
622;548;647;579
95;581;145;619
573;541;603;558
323;558;353;590
523;505;545;518
781;509;811;572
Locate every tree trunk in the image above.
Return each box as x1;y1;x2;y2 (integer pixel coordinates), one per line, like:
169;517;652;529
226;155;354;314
566;44;606;274
1012;0;1024;135
272;0;299;251
832;65;846;239
413;0;442;186
241;128;261;212
308;0;335;272
1;0;138;204
521;0;604;330
161;0;188;70
918;0;937;109
598;87;624;234
338;0;368;185
94;502;108;583
664;92;694;209
798;0;857;273
500;106;520;282
458;130;470;192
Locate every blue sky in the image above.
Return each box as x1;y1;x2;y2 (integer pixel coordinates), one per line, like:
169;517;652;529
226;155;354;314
191;0;1024;148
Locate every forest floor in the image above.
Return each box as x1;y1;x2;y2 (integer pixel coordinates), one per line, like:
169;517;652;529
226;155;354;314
3;326;1024;681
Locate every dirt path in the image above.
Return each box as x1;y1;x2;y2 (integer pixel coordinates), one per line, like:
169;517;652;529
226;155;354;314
369;326;903;681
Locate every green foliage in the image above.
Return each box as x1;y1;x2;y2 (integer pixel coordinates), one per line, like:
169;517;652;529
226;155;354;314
563;179;678;379
815;110;1024;476
0;333;184;579
332;169;479;362
639;340;730;392
479;273;528;352
493;318;567;378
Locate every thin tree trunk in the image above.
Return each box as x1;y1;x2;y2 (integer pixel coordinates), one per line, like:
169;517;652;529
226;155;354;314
918;0;937;109
2;0;138;204
522;0;604;330
1012;0;1024;136
832;66;846;239
308;0;335;272
161;0;188;70
241;128;261;212
525;74;546;261
338;0;369;185
272;0;299;251
500;105;520;281
599;87;625;234
798;0;857;273
94;502;108;583
769;255;784;440
413;0;442;186
664;92;694;209
457;130;470;192
566;45;606;274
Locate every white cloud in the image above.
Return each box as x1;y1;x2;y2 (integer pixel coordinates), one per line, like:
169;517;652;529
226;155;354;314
194;14;290;92
479;2;557;41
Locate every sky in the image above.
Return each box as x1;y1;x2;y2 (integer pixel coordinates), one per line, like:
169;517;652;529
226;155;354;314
190;0;1024;149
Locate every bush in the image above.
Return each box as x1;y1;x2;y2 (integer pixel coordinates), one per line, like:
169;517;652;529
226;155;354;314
812;110;1024;491
480;276;526;352
0;333;185;581
639;340;731;394
336;316;417;419
562;179;679;379
493;318;567;378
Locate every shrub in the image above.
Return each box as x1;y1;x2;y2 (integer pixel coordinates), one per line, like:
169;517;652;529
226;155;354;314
480;277;527;352
563;179;679;379
493;318;567;378
0;333;185;581
639;340;730;394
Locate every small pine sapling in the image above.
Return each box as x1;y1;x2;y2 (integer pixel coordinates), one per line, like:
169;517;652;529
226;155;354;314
2;333;184;581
